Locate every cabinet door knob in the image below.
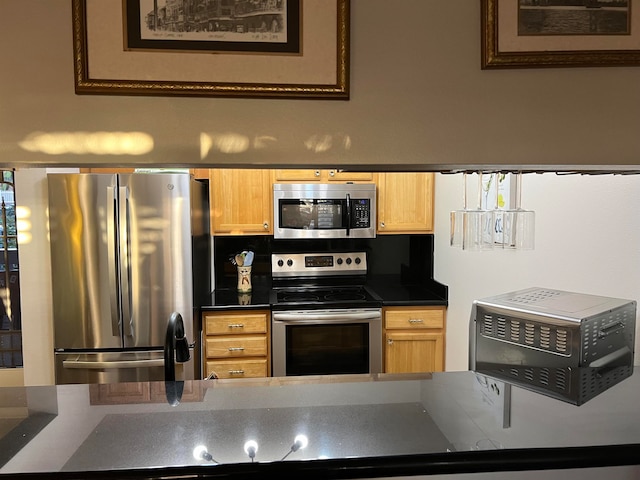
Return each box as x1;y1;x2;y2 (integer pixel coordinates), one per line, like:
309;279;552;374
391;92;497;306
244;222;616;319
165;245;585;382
387;338;394;345
263;222;269;229
380;222;385;228
329;170;335;177
314;170;320;177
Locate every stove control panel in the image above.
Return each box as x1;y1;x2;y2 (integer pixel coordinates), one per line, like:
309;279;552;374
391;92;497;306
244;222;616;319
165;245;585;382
272;252;367;277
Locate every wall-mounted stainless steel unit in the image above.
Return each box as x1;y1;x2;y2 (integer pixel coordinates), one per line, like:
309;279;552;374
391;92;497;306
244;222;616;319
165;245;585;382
273;183;376;239
470;287;635;405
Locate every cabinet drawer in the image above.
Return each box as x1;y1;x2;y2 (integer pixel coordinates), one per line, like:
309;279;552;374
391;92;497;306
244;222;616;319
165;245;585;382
205;359;268;379
384;308;444;330
204;312;268;335
205;336;267;358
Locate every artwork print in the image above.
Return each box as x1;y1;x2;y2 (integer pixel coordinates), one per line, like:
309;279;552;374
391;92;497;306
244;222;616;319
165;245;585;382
124;0;301;54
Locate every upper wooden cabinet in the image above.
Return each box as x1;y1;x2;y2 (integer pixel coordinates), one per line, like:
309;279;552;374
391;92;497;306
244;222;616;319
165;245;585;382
377;172;434;234
273;169;375;183
209;169;273;235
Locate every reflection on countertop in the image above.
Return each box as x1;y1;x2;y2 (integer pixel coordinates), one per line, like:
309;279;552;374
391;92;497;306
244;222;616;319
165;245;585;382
1;371;639;479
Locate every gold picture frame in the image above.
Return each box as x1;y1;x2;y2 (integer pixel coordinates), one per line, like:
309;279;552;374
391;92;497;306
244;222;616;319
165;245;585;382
482;0;640;69
72;0;350;99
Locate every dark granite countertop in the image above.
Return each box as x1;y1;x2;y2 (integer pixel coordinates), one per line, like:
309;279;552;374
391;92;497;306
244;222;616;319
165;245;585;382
366;274;448;307
201;275;448;310
1;370;638;479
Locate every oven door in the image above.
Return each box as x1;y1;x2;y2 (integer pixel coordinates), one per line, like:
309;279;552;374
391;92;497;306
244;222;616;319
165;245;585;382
271;309;382;377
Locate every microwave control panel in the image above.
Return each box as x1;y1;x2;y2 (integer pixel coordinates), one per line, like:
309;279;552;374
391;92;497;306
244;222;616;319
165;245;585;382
352;199;371;227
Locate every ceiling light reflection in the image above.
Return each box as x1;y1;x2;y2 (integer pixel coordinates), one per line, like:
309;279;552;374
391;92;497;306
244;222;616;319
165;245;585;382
304;133;352;153
18;131;154;155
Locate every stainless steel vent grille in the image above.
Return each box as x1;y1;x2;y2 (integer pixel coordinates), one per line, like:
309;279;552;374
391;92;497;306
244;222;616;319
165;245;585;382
480;314;572;356
497;366;571;393
506;289;562;305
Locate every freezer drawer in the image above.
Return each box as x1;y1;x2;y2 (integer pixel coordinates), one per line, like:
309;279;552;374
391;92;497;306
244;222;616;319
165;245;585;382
55;350;195;385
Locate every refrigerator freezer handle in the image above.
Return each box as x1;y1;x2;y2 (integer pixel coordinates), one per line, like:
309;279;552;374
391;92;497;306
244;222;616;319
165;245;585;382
119;185;133;337
62;358;164;369
107;186;120;337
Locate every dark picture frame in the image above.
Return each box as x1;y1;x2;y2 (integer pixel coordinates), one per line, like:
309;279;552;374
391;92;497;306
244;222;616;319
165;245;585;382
72;0;350;99
482;0;640;69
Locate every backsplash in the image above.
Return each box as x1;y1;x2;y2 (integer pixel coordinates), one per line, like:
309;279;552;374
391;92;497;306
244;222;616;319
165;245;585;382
213;235;434;289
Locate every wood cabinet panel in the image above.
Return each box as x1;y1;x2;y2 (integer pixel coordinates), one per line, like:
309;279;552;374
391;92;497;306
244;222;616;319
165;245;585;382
384;332;444;373
209;169;272;235
383;306;446;374
377;172;434;234
205;359;268;379
204;312;268;335
384;308;444;330
201;310;271;379
273;169;375;183
205;336;268;358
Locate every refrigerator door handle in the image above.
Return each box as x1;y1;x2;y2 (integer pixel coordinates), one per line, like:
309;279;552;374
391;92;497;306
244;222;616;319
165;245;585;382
118;185;133;337
62;358;164;369
107;185;121;337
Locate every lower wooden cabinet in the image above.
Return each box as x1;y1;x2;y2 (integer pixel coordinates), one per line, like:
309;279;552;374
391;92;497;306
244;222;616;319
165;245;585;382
383;306;446;373
202;310;270;379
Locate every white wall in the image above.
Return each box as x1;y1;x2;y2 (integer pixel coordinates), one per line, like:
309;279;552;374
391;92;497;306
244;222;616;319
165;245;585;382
434;172;640;371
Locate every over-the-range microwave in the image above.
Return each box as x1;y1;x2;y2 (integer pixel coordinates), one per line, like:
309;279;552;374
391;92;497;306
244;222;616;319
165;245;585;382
273;183;376;239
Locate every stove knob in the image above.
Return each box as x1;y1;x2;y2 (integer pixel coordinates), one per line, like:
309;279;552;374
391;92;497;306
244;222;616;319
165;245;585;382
277;259;284;267
336;258;343;265
287;259;293;267
355;257;361;265
346;258;352;265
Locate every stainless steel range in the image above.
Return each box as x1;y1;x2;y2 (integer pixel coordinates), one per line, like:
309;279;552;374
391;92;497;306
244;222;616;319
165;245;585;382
270;252;382;377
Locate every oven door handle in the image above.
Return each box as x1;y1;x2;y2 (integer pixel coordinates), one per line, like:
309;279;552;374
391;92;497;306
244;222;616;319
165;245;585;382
272;311;381;322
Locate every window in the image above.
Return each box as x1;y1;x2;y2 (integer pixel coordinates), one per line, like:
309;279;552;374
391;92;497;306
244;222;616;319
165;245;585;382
0;169;22;368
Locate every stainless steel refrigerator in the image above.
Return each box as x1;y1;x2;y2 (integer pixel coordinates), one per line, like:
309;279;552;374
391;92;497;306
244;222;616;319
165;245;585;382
47;172;209;384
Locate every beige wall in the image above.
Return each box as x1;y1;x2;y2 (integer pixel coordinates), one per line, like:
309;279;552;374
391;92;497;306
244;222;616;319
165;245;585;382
2;1;640;384
1;0;640;171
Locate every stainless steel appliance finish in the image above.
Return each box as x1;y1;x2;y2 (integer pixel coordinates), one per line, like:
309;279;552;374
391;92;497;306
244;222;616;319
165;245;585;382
270;251;382;377
273;183;376;239
272;308;382;377
470;287;636;405
47;173;209;384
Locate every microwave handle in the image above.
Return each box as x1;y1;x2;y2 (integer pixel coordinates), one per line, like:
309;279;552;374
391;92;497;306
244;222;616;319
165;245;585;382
346;193;351;236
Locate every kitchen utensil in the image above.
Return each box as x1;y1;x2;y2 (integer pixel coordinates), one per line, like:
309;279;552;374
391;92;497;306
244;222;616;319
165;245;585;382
244;251;254;266
235;254;244;266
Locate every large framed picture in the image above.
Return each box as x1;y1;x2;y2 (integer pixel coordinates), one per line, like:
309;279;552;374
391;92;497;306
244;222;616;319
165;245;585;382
72;0;350;99
482;0;640;68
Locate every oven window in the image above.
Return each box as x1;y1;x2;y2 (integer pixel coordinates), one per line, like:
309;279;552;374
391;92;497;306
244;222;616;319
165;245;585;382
285;323;369;375
280;199;345;230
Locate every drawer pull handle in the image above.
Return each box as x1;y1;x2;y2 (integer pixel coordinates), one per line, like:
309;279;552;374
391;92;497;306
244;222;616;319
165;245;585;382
228;347;245;352
228;370;245;375
409;318;424;324
228;323;245;328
